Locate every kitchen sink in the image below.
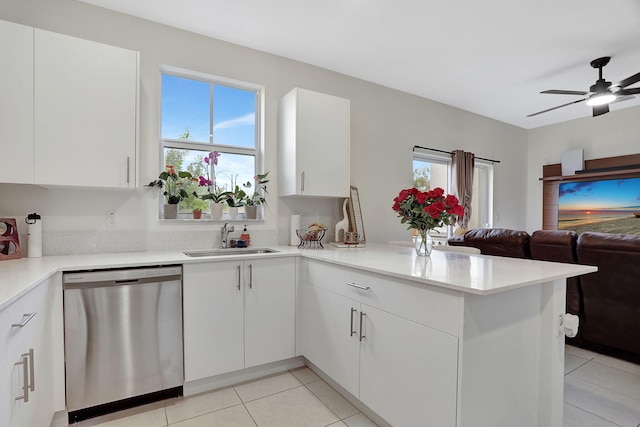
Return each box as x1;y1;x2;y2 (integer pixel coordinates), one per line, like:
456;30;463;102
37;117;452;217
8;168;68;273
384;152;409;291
183;248;279;257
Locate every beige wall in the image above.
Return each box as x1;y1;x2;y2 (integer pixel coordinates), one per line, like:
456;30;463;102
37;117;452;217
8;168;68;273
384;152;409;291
525;105;640;232
2;0;530;250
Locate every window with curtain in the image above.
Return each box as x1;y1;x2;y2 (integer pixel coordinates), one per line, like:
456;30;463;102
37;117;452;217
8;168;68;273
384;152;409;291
413;152;494;237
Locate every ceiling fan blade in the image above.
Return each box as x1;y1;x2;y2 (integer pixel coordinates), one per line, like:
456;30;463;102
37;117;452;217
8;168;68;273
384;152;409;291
611;94;636;104
526;98;587;117
621;87;640;95
541;89;589;96
615;72;640;89
593;104;609;117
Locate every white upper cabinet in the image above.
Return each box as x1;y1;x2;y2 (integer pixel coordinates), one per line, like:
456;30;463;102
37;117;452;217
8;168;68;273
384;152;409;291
34;29;139;188
0;20;34;184
279;88;350;197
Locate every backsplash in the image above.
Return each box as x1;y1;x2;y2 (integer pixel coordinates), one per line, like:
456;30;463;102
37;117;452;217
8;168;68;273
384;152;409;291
15;214;337;256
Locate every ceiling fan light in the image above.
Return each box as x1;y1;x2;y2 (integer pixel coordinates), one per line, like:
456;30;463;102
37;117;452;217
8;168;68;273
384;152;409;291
586;93;616;106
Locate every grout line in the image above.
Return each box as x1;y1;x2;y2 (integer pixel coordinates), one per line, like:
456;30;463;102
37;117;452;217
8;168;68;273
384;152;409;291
563;401;625;427
568;360;640;403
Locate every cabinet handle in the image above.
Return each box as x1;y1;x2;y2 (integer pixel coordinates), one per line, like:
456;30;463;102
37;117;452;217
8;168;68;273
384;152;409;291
236;265;241;290
350;308;357;336
14;355;29;403
126;156;131;184
346;282;370;291
301;171;305;192
248;264;253;289
22;349;35;392
11;312;37;328
359;311;366;341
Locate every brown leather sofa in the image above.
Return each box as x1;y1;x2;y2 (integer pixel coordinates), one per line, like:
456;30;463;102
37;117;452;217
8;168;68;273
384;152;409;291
449;228;640;363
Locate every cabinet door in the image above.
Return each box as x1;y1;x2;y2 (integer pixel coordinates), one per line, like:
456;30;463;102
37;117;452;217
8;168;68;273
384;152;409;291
183;262;244;381
34;29;138;188
302;284;360;397
0;20;34;184
0;278;56;427
296;89;349;197
244;258;296;368
359;305;458;427
279;88;350;197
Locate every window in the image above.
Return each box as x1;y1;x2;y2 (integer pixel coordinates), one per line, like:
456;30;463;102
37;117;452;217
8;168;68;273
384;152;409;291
413;154;451;238
412;153;494;238
160;67;262;218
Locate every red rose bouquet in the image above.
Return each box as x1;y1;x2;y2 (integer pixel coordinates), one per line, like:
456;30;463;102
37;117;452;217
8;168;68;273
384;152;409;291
392;187;465;232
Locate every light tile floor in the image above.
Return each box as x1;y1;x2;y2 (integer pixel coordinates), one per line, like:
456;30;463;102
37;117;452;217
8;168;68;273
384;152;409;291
64;345;640;427
69;367;377;427
564;345;640;427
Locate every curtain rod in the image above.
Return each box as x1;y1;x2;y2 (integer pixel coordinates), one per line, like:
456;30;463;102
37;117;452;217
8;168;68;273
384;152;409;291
412;145;500;164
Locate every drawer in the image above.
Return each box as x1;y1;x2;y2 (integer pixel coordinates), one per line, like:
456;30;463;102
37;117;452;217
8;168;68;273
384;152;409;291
306;260;461;336
0;281;48;360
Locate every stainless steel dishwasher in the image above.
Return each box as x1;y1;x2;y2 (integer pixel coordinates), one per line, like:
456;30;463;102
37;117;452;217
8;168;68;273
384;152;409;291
63;265;183;422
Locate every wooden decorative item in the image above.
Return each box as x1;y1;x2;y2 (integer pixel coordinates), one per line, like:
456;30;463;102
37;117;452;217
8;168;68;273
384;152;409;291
0;218;22;260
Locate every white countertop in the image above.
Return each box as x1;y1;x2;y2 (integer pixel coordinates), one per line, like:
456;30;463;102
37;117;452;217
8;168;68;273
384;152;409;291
0;243;596;310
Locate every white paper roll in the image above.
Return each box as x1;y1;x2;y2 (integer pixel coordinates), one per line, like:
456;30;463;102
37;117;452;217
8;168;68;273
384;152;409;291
290;214;301;246
27;218;43;258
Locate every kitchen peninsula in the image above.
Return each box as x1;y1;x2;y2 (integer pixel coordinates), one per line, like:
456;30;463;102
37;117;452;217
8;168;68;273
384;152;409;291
0;244;595;427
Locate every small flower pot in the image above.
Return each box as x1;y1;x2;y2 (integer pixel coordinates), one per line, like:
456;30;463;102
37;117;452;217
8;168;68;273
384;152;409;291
192;209;202;219
210;202;224;221
228;206;239;220
164;204;178;219
245;205;258;219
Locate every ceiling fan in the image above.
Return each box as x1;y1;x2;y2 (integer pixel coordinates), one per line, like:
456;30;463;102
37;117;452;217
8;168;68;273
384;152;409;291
527;56;640;118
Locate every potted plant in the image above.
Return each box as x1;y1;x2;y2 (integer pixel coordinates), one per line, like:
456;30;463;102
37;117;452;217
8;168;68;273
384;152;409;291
148;165;194;219
242;172;270;219
226;185;247;220
193;151;234;220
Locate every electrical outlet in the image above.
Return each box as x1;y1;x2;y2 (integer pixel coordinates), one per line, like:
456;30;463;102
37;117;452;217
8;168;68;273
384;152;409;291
106;211;117;228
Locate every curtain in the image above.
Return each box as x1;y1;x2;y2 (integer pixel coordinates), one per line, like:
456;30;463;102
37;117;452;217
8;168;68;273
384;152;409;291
451;150;475;229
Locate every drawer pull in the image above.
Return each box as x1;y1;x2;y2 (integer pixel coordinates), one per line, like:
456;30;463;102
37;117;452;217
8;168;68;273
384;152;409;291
11;312;37;328
346;282;370;291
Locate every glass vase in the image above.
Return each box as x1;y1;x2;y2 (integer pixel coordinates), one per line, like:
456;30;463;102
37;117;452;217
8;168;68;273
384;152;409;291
415;229;433;256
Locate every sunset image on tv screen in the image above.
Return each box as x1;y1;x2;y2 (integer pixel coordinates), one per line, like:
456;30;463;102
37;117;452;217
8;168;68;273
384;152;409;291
558;177;640;234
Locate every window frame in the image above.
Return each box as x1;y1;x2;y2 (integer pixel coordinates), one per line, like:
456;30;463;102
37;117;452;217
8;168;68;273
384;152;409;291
159;65;265;220
412;152;494;238
412;152;452;240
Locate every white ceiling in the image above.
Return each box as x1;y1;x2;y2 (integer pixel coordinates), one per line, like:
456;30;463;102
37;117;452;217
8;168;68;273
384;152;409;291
79;0;640;129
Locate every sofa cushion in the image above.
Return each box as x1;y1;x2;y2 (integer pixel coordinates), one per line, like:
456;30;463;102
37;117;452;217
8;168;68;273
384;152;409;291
530;230;578;263
577;232;640;356
530;230;581;321
458;228;531;259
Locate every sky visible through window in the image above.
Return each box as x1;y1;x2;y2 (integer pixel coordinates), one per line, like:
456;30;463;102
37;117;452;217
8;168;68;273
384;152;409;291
161;74;258;201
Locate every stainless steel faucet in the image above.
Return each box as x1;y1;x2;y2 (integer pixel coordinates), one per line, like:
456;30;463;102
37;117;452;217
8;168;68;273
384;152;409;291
221;223;234;248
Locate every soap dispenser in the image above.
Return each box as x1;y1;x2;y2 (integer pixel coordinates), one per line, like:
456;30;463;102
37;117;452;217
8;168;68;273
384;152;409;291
240;225;251;247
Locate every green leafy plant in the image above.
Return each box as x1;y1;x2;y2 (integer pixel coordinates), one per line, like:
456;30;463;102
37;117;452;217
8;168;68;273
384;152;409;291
227;185;248;207
243;172;270;206
148;165;194;204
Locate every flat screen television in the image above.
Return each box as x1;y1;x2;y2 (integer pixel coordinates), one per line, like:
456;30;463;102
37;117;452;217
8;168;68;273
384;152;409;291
558;176;640;235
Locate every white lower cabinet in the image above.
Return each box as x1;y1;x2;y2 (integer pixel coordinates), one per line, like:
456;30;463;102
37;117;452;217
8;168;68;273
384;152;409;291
301;260;459;427
359;305;458;427
183;257;296;381
0;275;60;427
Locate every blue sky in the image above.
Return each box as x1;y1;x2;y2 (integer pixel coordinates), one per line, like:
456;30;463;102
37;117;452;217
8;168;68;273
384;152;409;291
161;75;256;148
559;177;640;211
